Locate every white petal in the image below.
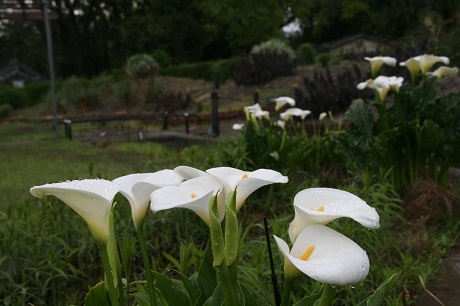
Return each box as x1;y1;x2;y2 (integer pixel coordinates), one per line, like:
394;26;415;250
114;171;183;227
274;96;296;111
30;179;119;242
289;188;380;242
150;175;225;223
207;167;288;211
174;166;207;180
277;225;370;285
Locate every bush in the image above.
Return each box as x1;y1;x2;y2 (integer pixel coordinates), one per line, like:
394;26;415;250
126;54;159;79
24;82;50;107
250;38;296;60
296;64;371;117
297;43;317;65
0;86;28;109
234;53;296;86
57;77;101;111
316;52;331;67
234;39;297;85
152;49;173;67
159;58;240;81
0;103;12;118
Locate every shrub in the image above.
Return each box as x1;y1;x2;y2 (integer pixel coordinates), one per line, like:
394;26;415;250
0;86;28;109
297;43;317;65
295;64;371;117
152;49;173;67
159;58;240;81
316;52;331;67
250;38;296;60
23;82;50;107
126;54;159;79
234;39;297;85
0;103;12;117
57;77;101;111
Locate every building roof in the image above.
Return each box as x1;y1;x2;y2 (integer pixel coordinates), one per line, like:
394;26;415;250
0;59;47;83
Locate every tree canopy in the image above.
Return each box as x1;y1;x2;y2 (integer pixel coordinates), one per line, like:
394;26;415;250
0;0;458;77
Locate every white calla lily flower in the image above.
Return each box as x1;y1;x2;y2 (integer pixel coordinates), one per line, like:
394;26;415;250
280;108;312;121
174;165;208;180
418;54;450;73
319;112;327;121
150;174;226;224
30;179;119;243
206;167;288;212
276;119;286;129
244;103;262;119
289;188;380;242
274;224;370;285
427;66;459;79
399;57;421;77
357;76;403;102
274;96;296;111
232;123;245;131
364;56;397;77
400;54;450;75
114;170;184;229
252;109;270;120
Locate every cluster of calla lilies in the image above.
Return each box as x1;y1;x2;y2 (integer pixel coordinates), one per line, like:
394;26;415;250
359;54;458;103
31;166;380;305
233;96;327;132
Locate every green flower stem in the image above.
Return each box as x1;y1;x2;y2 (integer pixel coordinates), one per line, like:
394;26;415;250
137;221;158;306
317;284;337;306
99;243;120;306
108;205;126;305
280;276;295;306
216;260;239;306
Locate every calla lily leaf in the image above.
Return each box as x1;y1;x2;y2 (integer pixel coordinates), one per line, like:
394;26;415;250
274;225;370;285
30;179;119;243
289;188;380;242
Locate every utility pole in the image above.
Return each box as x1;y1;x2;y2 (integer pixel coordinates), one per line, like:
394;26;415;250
0;0;59;140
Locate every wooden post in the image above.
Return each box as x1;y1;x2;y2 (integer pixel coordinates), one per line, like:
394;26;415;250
211;90;219;137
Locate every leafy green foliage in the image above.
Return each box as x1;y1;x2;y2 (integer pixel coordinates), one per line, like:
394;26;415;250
337;75;460;190
160;58;240;81
297;43;317;65
0;86;28;109
126;54;159;80
297;64;370;117
234;39;297;85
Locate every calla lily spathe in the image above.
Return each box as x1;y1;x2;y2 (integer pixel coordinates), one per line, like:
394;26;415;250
150;174;226;224
244;103;262;119
252;110;270;120
418;54;450;73
113;170;184;229
30;179;119;243
232;123;245;131
364;56;397;77
274;96;296;111
280;108;312;121
400;54;450;74
206;167;289;212
357;76;403;102
274;224;370;285
427;66;459;79
289;188;380;242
